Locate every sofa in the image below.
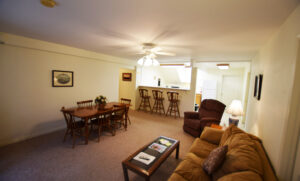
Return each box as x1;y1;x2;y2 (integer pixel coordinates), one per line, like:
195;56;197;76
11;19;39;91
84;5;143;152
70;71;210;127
184;99;226;137
169;125;277;181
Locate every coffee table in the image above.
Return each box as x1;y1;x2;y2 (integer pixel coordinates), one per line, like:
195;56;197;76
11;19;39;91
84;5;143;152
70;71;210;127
122;136;180;181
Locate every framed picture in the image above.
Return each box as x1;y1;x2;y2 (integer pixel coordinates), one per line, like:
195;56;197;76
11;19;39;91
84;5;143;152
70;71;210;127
52;70;73;87
257;74;263;100
253;74;263;100
122;73;132;81
254;75;258;97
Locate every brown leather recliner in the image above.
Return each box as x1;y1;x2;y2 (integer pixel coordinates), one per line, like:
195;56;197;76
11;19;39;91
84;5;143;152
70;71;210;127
183;99;226;137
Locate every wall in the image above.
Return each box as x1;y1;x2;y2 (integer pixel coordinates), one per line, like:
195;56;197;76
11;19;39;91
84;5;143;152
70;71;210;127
245;5;300;180
0;33;134;147
119;68;137;110
139;66;192;89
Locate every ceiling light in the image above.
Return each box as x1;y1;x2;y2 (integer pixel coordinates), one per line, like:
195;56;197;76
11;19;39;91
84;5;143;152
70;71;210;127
137;55;159;66
217;63;229;70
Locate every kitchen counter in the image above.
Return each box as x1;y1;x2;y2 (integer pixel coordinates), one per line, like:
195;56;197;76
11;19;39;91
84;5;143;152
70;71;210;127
138;85;190;91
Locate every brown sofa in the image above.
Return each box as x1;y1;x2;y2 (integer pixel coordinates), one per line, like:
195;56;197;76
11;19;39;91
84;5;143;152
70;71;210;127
169;125;277;181
184;99;226;137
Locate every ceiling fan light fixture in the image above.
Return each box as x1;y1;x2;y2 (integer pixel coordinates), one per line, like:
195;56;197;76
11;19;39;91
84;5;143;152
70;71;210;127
137;55;160;67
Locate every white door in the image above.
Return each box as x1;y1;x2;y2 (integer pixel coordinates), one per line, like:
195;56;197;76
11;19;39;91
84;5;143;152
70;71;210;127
202;80;217;100
220;75;243;126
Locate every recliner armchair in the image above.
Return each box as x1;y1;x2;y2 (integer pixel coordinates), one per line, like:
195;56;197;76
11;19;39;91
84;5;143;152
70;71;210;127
183;99;226;137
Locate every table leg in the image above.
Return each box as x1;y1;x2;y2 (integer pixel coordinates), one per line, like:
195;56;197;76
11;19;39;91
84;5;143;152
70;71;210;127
84;118;89;144
122;163;129;181
176;142;180;159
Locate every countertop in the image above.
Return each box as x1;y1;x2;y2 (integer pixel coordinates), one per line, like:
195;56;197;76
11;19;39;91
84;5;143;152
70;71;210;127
138;85;190;91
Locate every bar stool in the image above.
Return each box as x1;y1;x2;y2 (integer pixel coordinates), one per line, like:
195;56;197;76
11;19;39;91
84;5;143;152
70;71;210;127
152;90;165;115
166;91;180;118
138;89;152;112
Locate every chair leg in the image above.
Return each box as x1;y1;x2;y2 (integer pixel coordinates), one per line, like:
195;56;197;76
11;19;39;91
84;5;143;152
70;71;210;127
127;116;131;125
63;128;69;142
98;124;102;142
176;102;180;117
72;130;76;149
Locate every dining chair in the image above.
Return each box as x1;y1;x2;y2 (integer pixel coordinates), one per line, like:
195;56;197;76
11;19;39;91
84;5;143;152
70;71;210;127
61;107;85;148
111;105;127;132
77;100;93;107
120;98;131;124
90;108;113;142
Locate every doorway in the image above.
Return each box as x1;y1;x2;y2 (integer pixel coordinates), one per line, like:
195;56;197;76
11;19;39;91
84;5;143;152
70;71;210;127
195;62;251;128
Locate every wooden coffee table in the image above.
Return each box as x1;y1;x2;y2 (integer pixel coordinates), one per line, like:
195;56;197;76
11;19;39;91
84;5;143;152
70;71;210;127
122;136;180;181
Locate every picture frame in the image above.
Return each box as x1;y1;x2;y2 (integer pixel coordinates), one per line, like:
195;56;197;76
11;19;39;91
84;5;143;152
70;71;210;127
253;74;263;100
122;73;132;81
257;74;263;100
254;75;258;97
52;70;73;87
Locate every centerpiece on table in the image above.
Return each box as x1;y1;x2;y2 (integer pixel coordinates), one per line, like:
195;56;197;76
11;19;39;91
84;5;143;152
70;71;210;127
95;95;107;110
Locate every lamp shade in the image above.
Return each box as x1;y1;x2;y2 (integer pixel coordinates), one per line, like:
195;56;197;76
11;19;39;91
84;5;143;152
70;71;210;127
226;100;243;117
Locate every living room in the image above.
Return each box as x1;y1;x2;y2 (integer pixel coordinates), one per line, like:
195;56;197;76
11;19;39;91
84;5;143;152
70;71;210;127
1;0;300;180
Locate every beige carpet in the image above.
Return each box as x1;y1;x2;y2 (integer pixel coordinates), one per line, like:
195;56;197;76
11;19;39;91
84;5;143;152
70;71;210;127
0;111;195;181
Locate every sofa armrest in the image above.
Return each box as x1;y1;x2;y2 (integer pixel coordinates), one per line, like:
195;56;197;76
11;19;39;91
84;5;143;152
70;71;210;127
184;111;199;119
200;127;224;145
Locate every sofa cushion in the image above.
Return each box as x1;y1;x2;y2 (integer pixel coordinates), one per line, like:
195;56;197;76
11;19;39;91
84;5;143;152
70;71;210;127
217;171;263;181
213;126;263;180
174;152;211;181
200;127;224;145
168;173;187;181
184;119;201;130
189;138;218;158
202;145;228;174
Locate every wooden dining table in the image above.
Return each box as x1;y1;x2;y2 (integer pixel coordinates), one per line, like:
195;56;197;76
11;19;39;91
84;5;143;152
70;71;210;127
64;102;129;144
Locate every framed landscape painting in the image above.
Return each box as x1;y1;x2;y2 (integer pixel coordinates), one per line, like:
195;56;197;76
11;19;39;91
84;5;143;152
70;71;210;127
52;70;73;87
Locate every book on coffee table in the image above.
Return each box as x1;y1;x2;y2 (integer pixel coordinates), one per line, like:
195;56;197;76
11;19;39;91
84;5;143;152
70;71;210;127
148;143;167;153
133;152;156;165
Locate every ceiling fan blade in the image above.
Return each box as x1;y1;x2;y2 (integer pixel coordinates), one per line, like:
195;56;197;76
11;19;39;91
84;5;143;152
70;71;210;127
156;52;176;56
152;47;162;52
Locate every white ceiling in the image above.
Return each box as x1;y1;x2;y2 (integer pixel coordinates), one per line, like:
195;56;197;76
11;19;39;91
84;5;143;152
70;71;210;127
0;0;299;63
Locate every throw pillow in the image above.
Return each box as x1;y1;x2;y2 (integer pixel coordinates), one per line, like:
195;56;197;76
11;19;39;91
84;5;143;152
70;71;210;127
202;145;228;175
211;124;223;130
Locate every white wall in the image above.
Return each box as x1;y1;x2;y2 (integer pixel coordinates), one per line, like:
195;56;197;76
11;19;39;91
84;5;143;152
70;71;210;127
0;33;134;147
245;5;300;180
119;68;137;110
139;66;191;89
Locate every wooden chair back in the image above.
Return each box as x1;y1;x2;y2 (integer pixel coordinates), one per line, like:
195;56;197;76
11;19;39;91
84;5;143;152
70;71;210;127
120;98;131;105
77;100;93;107
113;105;126;119
61;107;75;129
152;90;164;100
167;91;179;102
139;89;149;98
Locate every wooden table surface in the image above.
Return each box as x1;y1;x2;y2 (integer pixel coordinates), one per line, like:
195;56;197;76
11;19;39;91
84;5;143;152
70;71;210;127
65;102;129;144
122;136;180;181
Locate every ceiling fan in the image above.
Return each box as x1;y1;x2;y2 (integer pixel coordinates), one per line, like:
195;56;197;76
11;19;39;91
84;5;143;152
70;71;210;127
137;43;175;56
137;43;175;66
